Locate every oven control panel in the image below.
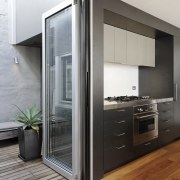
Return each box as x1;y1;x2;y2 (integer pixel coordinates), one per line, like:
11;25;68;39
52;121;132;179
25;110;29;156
134;103;157;114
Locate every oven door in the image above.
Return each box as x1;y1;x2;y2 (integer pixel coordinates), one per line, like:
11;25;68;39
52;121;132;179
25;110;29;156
134;112;158;146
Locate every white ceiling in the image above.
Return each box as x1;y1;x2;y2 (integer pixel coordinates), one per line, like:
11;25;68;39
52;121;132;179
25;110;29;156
121;0;180;28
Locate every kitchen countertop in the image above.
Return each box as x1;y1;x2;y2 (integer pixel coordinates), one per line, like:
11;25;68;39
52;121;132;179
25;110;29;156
104;97;174;110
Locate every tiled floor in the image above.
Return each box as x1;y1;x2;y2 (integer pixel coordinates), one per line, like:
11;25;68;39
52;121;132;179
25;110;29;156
0;140;67;180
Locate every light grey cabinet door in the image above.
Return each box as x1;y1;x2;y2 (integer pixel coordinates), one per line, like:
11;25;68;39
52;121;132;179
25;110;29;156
104;25;155;67
127;31;139;66
114;27;126;64
146;37;155;67
138;34;147;66
104;24;115;63
127;31;155;66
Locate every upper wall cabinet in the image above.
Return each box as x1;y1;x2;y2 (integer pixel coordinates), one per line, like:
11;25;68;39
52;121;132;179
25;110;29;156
114;27;127;64
104;24;155;67
126;31;140;65
146;37;155;67
104;24;115;63
104;24;127;64
127;31;155;67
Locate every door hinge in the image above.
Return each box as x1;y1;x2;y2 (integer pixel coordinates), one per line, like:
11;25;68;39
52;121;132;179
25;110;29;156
73;0;78;5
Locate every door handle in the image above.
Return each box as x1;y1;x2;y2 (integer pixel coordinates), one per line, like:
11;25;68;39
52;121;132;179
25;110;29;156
50;116;55;122
86;71;89;108
174;83;178;101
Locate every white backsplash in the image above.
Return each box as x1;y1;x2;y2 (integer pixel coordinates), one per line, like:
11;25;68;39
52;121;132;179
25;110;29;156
104;63;139;97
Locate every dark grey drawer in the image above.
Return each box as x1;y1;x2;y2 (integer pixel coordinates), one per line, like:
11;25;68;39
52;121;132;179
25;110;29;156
158;110;173;121
158;102;173;112
104;133;132;148
104;107;133;122
104;116;132;136
134;138;158;157
158;127;175;147
159;118;174;130
104;144;133;172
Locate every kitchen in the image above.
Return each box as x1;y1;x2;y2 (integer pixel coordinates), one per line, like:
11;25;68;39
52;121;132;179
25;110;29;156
103;16;175;171
2;0;180;180
41;0;180;180
92;0;180;179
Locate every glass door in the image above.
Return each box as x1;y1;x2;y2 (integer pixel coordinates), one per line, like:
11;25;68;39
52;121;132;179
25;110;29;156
42;1;82;179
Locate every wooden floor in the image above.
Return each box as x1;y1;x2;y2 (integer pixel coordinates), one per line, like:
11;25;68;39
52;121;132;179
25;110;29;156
2;140;180;180
103;139;180;180
0;140;67;180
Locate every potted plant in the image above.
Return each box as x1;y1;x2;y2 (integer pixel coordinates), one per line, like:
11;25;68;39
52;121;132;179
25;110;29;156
15;105;42;161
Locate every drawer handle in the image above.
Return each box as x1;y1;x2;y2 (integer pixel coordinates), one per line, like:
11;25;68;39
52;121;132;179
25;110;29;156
115;120;125;124
164;102;170;105
115;145;126;150
115;132;126;137
116;109;126;112
163;110;171;113
165;129;171;133
144;142;151;146
163;119;170;123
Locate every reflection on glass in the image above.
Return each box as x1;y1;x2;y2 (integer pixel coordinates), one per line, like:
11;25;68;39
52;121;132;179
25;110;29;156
46;6;72;172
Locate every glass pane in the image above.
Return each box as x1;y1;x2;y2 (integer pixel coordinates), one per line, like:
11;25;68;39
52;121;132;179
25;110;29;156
139;118;155;134
46;6;72;172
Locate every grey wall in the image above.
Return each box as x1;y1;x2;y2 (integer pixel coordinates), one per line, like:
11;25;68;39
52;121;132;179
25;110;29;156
9;0;64;44
0;0;41;123
139;36;173;98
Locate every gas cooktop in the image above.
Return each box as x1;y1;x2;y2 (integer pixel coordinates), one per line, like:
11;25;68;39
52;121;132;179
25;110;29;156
104;96;151;102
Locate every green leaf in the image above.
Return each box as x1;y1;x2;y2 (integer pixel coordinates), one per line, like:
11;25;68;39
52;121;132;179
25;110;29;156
31;125;39;132
13;104;42;127
13;104;30;121
22;125;27;130
31;111;42;122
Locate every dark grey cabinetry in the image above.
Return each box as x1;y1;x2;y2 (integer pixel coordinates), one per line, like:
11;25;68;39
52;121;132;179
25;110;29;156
103;107;133;172
134;138;158;157
158;102;175;146
174;37;180;139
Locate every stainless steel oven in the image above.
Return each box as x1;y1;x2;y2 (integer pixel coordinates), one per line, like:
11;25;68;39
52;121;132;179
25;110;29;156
133;103;158;146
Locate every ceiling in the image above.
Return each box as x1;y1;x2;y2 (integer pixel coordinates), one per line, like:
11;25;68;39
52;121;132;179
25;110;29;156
121;0;180;28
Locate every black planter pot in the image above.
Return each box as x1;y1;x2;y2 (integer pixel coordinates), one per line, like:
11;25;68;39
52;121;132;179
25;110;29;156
18;127;42;161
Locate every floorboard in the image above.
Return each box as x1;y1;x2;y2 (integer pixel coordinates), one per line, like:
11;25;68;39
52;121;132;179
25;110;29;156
103;140;180;180
0;139;67;180
3;139;180;180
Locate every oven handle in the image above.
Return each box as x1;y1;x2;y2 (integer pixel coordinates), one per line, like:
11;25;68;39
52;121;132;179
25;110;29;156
135;113;159;119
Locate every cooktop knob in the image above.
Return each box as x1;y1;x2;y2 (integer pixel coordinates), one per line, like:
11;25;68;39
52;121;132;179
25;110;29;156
138;108;143;112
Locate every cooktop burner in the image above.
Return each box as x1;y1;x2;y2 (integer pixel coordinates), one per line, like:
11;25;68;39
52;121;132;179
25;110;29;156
105;96;151;102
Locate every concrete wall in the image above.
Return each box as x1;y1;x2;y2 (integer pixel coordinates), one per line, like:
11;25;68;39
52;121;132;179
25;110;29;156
0;0;41;122
9;0;63;44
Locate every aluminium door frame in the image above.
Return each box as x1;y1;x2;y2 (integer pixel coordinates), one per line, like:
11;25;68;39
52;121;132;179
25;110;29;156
42;0;82;179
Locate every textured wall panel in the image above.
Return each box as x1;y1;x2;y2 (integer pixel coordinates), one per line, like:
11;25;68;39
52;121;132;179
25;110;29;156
0;0;41;122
